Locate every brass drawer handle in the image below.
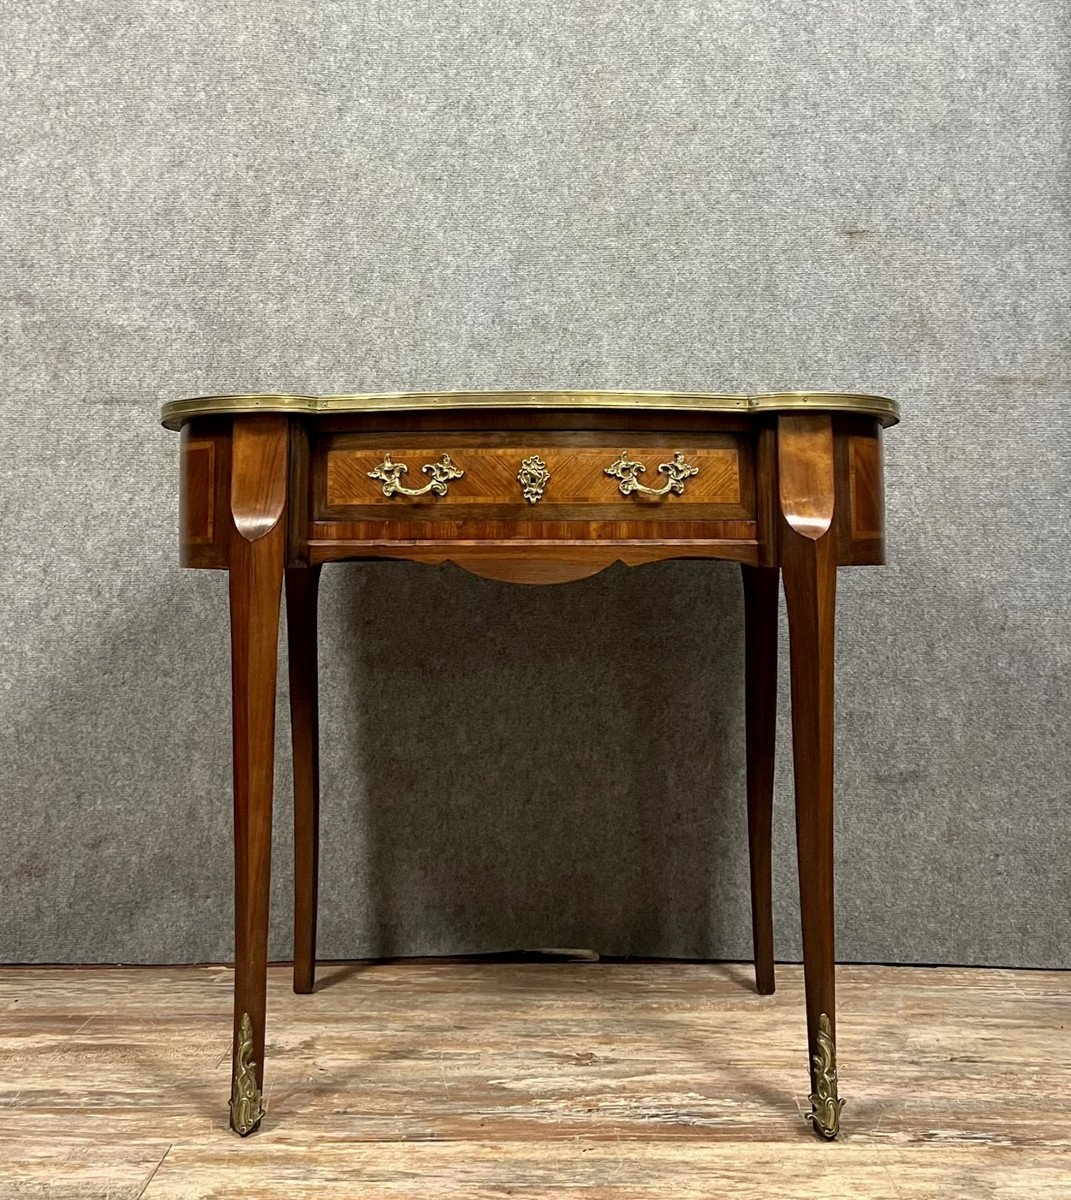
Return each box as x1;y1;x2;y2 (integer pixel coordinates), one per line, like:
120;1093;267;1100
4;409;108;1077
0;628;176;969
368;453;464;497
605;451;699;497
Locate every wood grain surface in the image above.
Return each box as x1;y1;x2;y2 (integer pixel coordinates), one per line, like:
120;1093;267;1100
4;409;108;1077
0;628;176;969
779;412;841;1109
226;415;290;1132
849;432;885;541
778;413;836;542
1;962;1067;1198
324;443;743;511
286;565;322;997
179;439;215;546
741;564;779;997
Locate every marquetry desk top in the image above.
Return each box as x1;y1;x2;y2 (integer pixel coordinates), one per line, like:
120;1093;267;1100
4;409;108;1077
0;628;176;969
163;386;898;1139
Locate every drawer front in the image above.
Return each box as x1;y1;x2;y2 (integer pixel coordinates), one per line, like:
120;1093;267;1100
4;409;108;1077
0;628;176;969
314;431;755;522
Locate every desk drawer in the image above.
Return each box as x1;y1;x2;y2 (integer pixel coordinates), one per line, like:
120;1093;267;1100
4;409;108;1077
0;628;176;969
313;431;754;522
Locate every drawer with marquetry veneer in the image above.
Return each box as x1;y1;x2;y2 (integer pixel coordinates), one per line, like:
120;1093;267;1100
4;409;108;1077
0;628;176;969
311;430;756;527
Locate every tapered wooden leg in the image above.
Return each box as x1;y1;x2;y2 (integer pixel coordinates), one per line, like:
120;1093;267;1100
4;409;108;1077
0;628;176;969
778;412;843;1140
287;564;322;995
741;564;779;996
783;529;841;1138
227;416;288;1136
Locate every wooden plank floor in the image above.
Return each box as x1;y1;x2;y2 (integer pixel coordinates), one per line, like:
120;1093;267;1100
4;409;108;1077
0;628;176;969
0;962;1068;1198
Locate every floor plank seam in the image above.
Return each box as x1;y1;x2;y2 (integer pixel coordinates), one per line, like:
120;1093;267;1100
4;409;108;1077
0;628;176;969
135;1144;171;1199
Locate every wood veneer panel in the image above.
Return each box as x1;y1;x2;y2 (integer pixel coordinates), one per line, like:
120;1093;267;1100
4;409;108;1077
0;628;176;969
778;414;835;542
327;445;741;508
179;419;231;569
309;517;757;542
181;440;214;543
316;541;760;580
306;521;761;575
313;430;755;524
850;431;885;540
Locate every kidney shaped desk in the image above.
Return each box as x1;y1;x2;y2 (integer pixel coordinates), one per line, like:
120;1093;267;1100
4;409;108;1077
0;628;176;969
161;388;899;1140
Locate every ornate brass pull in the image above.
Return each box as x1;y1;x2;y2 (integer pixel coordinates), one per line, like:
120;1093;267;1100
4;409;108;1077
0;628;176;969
605;451;699;497
368;453;464;497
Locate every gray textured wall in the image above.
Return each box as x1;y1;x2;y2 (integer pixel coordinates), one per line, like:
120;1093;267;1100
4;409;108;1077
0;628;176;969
2;2;1068;968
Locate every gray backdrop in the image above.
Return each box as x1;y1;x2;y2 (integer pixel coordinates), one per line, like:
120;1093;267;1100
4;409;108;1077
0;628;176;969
2;1;1068;968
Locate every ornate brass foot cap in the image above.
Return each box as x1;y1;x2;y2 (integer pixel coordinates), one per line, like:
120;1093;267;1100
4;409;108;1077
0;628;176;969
229;1012;265;1137
807;1013;845;1140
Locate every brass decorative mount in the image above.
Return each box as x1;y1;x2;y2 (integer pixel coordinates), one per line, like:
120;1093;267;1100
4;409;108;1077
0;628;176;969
807;1013;845;1140
229;1012;264;1137
517;455;550;503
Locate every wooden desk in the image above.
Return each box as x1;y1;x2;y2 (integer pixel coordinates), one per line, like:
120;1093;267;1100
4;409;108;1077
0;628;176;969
162;389;899;1141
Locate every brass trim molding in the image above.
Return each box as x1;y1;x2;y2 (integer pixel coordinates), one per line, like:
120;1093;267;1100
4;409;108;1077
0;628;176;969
160;389;900;430
229;1012;264;1137
807;1013;845;1140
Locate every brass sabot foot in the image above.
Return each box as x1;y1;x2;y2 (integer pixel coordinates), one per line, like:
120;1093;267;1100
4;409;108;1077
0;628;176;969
229;1012;265;1137
807;1013;845;1140
230;1108;263;1138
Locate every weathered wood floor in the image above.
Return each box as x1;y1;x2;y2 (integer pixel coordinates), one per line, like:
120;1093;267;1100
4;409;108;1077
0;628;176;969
0;962;1068;1198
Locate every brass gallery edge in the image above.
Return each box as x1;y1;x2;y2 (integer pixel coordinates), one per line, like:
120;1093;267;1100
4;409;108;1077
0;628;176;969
160;390;900;430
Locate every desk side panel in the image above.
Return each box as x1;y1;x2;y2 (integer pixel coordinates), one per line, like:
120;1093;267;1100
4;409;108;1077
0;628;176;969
833;416;886;566
179;419;232;569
